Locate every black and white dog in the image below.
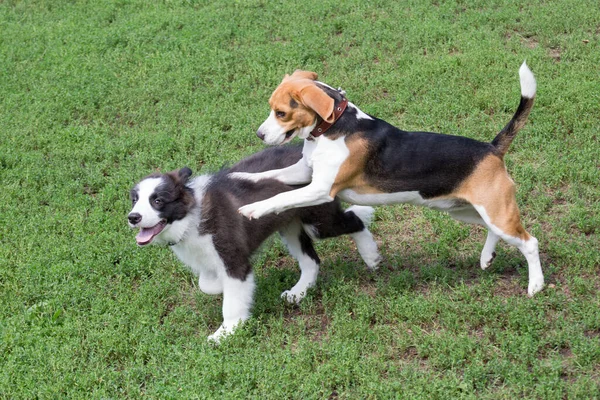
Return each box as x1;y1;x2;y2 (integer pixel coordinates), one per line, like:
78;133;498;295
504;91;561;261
128;145;381;342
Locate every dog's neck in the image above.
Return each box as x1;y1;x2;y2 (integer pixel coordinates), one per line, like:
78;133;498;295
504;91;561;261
310;97;348;138
310;83;376;140
161;212;198;247
309;83;349;138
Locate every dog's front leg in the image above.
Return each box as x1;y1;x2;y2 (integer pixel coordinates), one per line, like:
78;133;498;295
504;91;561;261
230;140;317;185
238;136;349;219
198;270;223;295
229;157;313;185
207;273;255;343
238;181;335;219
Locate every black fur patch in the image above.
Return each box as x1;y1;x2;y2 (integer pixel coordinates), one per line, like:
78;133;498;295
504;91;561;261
151;170;196;223
316;90;497;198
228;145;303;174
361;123;495;198
300;206;365;239
299;229;320;265
197;145;369;280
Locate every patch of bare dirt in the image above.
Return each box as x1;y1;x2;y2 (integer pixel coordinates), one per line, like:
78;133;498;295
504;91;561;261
522;36;539;49
548;47;561;62
493;273;524;297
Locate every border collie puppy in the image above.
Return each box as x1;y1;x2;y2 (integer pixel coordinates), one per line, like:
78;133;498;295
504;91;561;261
128;145;380;342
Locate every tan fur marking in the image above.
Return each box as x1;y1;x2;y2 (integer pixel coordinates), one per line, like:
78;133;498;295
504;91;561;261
268;79;318;133
329;135;382;197
298;85;334;123
269;71;334;130
454;155;530;239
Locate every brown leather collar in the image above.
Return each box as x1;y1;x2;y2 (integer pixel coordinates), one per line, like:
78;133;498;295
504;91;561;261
308;98;348;140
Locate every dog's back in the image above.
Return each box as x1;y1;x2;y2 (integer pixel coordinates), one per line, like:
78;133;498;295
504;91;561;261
201;145;375;277
228;145;303;174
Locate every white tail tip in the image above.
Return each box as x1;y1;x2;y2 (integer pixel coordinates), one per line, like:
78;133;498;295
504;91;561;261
519;61;537;99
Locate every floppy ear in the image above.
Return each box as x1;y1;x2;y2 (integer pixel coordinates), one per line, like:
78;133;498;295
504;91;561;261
297;84;335;123
289;70;318;81
178;167;193;181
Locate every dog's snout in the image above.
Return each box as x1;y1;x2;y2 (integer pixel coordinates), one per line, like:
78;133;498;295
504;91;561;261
128;212;142;225
256;130;265;141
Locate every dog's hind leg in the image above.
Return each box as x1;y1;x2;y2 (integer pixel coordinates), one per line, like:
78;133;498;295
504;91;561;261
471;197;544;297
279;221;320;304
451;155;543;296
346;206;381;270
480;231;500;270
448;207;499;270
306;204;381;270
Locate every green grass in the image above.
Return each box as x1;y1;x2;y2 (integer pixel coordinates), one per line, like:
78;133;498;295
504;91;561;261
1;0;599;398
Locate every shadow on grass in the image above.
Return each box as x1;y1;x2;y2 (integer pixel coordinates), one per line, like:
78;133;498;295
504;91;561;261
251;246;541;322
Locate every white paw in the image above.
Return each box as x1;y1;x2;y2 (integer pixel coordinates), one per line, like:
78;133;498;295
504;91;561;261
281;289;306;305
528;278;545;297
365;253;382;271
207;326;229;344
480;251;496;270
207;321;242;344
238;201;271;220
229;172;263;183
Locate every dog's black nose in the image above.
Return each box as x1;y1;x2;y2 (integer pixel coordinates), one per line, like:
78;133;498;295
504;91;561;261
256;130;265;140
128;213;142;225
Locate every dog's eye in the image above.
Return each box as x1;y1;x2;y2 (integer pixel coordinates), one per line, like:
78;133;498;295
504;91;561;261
153;198;163;207
275;111;286;119
132;196;138;204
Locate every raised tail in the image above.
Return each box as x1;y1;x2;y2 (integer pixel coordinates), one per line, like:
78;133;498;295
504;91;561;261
491;62;536;156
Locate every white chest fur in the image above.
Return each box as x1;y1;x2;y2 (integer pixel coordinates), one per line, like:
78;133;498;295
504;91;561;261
167;175;226;281
170;232;225;277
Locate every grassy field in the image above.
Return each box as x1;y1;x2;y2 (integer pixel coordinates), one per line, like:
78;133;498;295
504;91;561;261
1;0;599;398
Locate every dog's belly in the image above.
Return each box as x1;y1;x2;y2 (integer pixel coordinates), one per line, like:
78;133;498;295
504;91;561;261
338;189;468;212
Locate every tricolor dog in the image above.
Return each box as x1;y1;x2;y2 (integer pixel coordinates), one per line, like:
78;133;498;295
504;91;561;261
232;62;544;297
128;145;380;342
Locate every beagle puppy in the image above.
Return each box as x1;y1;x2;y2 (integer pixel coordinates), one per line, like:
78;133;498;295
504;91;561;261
231;63;544;296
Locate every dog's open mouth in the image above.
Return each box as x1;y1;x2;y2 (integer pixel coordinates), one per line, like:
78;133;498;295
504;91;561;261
135;220;167;246
281;129;295;144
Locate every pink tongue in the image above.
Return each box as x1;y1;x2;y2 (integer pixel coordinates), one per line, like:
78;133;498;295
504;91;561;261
136;224;164;245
